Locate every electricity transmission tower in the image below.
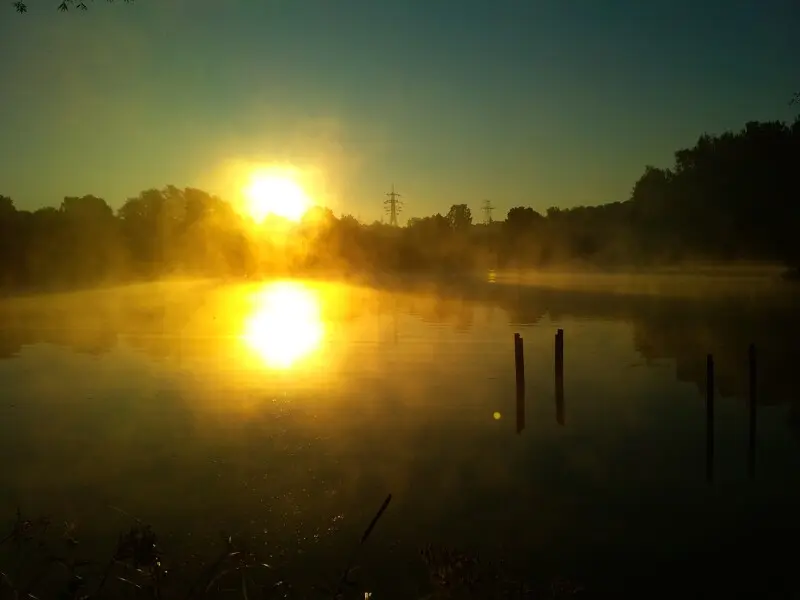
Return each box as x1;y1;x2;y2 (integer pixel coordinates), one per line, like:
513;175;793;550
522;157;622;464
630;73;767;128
481;199;495;225
384;184;403;226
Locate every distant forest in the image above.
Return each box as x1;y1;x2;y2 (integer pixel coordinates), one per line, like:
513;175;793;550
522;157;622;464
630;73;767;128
1;116;799;290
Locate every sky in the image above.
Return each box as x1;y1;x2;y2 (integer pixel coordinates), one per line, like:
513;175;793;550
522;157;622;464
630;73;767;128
0;0;797;223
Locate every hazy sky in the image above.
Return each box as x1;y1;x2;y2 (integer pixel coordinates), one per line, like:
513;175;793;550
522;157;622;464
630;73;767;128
0;0;797;222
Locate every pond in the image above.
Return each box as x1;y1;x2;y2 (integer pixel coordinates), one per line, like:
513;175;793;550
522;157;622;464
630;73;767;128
0;275;799;598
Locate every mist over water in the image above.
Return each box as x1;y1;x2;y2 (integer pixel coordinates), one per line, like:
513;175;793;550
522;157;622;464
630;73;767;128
0;273;798;596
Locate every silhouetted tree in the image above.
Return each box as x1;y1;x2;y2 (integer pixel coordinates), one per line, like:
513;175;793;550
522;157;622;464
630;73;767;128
545;206;562;219
407;214;450;237
504;206;543;234
0;196;14;218
58;195;122;282
339;214;361;229
13;0;132;12
446;204;472;232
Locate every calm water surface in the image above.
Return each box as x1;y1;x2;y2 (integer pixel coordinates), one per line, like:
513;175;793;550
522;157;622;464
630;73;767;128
1;276;799;596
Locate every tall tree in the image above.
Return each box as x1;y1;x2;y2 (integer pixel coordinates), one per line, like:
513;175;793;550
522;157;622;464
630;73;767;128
446;204;472;232
504;206;543;234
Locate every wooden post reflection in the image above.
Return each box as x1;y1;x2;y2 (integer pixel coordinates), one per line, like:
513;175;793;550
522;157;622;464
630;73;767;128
748;343;757;479
706;354;715;483
514;333;525;433
555;329;565;426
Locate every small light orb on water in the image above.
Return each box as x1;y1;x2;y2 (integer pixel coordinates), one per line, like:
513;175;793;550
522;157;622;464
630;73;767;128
493;411;502;420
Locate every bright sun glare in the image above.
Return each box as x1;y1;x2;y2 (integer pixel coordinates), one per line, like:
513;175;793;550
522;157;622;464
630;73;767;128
241;282;324;369
244;171;311;223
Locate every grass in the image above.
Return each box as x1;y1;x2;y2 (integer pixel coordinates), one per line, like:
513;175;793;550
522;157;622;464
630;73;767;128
0;504;373;600
0;502;584;600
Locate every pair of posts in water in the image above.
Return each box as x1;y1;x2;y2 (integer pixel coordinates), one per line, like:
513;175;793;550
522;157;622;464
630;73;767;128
513;328;564;434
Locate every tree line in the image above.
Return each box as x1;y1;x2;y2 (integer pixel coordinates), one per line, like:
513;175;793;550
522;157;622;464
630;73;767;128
1;115;799;291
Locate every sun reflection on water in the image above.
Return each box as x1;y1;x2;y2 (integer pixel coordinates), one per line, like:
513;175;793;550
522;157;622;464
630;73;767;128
241;281;324;369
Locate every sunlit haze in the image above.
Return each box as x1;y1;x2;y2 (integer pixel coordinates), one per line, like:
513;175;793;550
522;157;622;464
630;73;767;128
244;171;312;223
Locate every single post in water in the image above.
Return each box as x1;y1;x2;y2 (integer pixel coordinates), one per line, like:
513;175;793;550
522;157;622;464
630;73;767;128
555;329;565;426
514;333;525;392
748;343;757;479
706;354;715;483
514;333;525;433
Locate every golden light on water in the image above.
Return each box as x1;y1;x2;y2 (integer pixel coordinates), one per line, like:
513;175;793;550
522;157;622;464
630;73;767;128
241;282;324;369
244;168;312;223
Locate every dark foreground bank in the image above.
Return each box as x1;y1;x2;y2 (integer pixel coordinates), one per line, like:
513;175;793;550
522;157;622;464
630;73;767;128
1;508;798;600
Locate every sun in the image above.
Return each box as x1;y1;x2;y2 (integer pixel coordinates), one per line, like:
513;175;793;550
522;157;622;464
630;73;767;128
244;170;312;223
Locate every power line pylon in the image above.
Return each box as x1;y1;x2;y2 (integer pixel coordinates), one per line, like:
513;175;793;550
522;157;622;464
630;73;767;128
481;199;494;225
384;184;403;226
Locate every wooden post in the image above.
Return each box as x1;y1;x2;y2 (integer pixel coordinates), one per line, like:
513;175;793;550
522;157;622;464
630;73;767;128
514;333;525;391
748;343;757;479
514;333;525;433
555;329;565;426
706;354;715;483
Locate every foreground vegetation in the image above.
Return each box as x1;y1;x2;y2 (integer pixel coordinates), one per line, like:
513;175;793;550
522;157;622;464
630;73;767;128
1;116;799;293
0;506;585;600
